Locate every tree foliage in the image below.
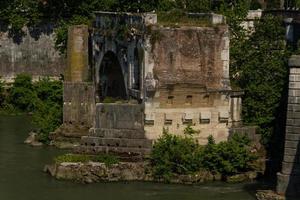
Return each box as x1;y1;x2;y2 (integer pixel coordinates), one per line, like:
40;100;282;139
0;74;63;143
230;15;291;144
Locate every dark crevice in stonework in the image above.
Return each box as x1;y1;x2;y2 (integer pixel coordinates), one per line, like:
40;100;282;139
99;51;127;100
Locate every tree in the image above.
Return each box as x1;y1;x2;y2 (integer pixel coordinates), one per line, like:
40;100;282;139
231;15;290;144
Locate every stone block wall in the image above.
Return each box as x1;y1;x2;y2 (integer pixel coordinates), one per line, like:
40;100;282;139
0;24;65;83
277;55;300;197
63;82;95;126
94;103;144;130
144;23;236;144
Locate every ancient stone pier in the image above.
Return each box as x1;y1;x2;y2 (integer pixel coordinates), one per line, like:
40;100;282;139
277;55;300;197
54;11;246;153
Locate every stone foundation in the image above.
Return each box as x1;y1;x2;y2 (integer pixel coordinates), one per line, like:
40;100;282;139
75;103;153;155
45;161;258;184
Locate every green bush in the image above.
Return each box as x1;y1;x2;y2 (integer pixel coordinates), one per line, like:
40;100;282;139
8;74;36;112
32;78;63;143
202;134;257;175
54;153;119;166
150;130;258;179
150;130;203;179
32;101;62;143
34;78;62;104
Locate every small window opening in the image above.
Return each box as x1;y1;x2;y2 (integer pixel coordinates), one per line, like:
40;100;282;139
186;95;193;105
167;96;174;104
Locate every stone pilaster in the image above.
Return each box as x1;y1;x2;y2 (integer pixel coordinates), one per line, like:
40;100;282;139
65;25;89;82
277;55;300;197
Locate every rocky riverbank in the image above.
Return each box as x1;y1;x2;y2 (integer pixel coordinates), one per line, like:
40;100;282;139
44;161;259;184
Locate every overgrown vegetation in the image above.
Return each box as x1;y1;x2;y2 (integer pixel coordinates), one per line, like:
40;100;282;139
0;74;63;143
0;0;268;54
150;130;258;180
54;153;119;166
32;78;63;143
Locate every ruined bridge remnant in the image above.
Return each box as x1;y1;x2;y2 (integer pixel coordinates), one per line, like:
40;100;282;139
277;55;300;197
57;11;244;154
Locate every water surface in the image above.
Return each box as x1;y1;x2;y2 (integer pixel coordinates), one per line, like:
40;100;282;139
0;115;259;200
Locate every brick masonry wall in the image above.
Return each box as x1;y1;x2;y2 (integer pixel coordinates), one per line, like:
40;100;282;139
277;55;300;197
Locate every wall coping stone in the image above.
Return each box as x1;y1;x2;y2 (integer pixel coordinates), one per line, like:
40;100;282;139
289;55;300;67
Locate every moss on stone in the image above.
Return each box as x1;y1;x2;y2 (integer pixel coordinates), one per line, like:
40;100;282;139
54;153;119;166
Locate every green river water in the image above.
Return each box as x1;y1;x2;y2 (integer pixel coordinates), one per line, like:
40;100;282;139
0;115;263;200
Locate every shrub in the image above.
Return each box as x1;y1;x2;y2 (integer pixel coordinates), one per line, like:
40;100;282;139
202;134;257;175
32;78;63;143
150;129;203;179
150;130;258;179
32;101;62;143
34;78;63;104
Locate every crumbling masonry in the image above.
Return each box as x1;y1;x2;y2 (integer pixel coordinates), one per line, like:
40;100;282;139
55;12;243;154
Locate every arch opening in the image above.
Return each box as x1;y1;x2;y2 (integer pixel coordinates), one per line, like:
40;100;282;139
99;51;127;100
